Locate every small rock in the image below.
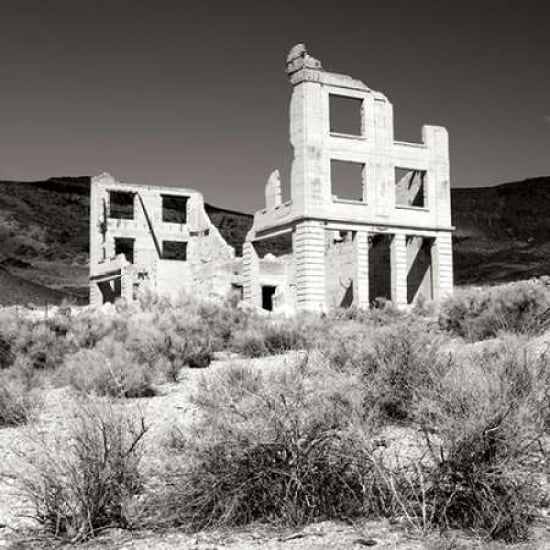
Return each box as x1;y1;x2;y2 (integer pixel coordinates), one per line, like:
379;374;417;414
354;538;378;546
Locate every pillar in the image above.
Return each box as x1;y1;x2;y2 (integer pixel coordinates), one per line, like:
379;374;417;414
294;221;326;312
353;231;369;309
391;233;407;307
243;241;261;307
432;232;454;300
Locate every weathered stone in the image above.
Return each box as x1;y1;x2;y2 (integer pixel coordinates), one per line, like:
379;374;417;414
89;173;238;306
244;44;453;313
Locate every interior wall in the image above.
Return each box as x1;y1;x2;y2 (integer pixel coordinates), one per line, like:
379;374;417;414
325;231;355;309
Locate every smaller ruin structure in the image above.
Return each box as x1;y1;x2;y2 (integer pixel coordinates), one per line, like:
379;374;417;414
243;44;454;313
89;173;238;306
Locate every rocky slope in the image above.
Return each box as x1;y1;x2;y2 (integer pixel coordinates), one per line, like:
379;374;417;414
0;176;548;306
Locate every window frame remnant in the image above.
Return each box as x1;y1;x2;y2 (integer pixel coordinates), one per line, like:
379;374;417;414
109;191;134;220
162;194;188;224
330;159;366;203
162;240;188;261
114;237;135;264
329;94;364;137
395;168;427;208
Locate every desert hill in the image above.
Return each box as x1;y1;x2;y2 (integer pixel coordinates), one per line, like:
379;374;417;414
0;176;548;306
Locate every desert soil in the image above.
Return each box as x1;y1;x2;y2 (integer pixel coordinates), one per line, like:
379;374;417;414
0;353;549;550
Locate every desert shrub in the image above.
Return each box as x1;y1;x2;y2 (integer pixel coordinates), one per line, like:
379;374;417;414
124;295;253;376
12;321;70;370
193;299;251;348
62;338;155;398
19;399;148;541
0;373;33;427
231;315;324;357
0;333;14;369
64;309;128;350
154;356;388;529
410;338;549;540
439;279;550;341
321;322;375;371
137;290;249;351
330;298;405;326
359;322;448;423
230;326;267;357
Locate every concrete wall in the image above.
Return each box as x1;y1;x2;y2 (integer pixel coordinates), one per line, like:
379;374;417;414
89;173;236;306
244;44;454;313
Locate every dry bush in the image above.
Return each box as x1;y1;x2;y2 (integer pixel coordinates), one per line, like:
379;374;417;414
231;314;325;357
138;290;249;351
0;333;14;369
0;308;22;370
321;322;375;371
439;279;550;341
153;355;389;529
410;338;549;540
359;322;448;423
0;373;34;426
61;338;155;398
18;398;148;541
329;298;405;326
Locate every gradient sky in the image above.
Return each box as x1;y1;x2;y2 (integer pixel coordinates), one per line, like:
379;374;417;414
0;0;548;212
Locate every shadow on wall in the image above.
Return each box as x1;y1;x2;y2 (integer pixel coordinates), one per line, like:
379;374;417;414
407;237;433;304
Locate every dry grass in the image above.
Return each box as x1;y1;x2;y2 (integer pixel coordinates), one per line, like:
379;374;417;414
1;281;549;544
16;398;148;542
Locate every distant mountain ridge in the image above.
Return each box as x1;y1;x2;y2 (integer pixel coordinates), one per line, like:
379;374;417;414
0;176;548;306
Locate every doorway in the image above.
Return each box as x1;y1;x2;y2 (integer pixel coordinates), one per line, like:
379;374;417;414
368;234;392;303
262;285;276;311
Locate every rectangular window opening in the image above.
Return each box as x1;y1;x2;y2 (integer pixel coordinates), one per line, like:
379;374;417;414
329;94;363;136
253;232;293;258
162;195;188;224
114;237;135;264
331;160;365;202
109;191;134;219
162;240;187;261
395;168;426;208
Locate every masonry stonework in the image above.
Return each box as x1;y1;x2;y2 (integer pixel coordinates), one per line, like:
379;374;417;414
244;44;454;313
89;173;237;306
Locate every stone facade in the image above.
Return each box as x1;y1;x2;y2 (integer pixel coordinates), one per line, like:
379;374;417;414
244;44;454;313
89;173;238;306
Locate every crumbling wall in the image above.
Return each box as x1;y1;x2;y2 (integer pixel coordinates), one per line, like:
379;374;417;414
242;44;454;313
89;173;237;305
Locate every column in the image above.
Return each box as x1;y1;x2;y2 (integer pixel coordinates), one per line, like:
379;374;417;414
242;241;261;307
294;221;326;312
432;232;454;300
391;233;407;307
353;231;369;309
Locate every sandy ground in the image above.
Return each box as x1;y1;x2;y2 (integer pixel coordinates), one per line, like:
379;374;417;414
0;351;549;550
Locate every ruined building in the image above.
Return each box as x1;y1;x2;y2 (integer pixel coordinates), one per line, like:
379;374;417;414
243;44;453;313
89;173;238;306
89;45;453;311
